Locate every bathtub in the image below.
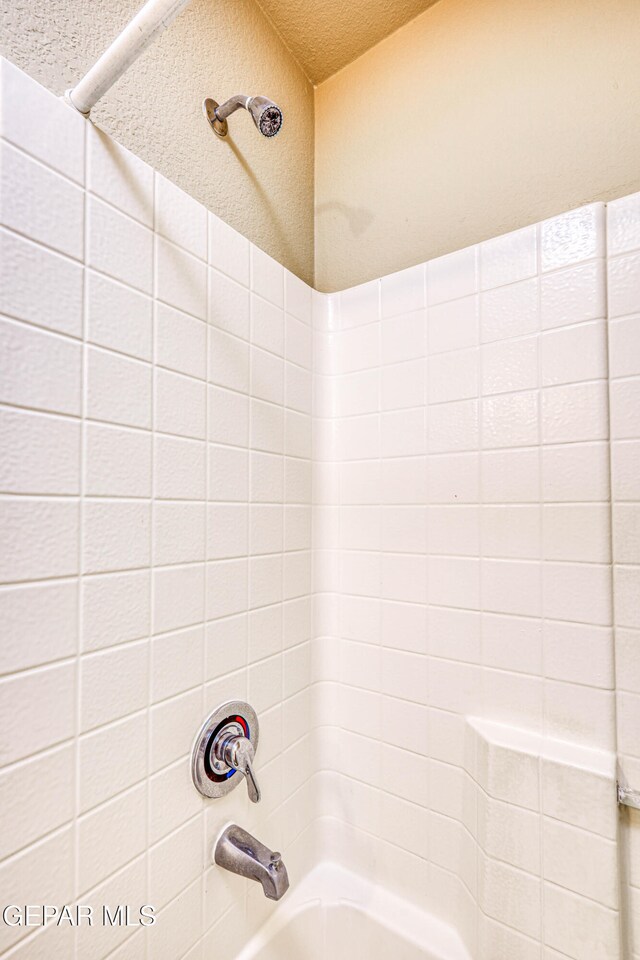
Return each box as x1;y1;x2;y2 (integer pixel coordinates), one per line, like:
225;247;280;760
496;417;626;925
234;863;472;960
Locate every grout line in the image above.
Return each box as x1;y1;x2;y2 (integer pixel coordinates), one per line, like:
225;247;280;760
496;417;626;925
70;116;89;960
374;279;383;738
535;220;549;951
200;199;212;929
143;167;159;960
278;255;286;836
603;203;630;960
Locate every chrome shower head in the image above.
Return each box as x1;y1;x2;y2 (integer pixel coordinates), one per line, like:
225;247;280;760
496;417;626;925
246;97;283;138
203;95;283;139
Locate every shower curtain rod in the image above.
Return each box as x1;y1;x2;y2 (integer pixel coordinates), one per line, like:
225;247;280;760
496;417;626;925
64;0;192;116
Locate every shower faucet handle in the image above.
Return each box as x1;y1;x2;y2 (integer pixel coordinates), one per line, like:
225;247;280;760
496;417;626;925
214;733;261;803
192;702;260;801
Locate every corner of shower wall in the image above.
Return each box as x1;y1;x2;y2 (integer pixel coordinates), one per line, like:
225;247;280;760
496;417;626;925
309;286;341;844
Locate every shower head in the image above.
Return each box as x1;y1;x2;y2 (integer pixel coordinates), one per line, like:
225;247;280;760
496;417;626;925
203;95;283;139
247;97;283;138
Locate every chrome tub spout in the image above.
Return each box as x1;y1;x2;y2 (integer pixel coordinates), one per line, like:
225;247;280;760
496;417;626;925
214;823;289;901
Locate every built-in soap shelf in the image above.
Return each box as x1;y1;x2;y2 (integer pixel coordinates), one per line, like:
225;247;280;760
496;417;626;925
462;715;622;959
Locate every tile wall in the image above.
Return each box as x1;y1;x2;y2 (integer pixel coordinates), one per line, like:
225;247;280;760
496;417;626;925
312;200;629;958
0;57;315;960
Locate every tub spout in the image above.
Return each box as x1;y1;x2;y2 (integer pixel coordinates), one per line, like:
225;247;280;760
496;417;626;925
214;823;289;901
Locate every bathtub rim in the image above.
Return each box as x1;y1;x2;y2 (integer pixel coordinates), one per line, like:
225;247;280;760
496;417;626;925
232;860;473;960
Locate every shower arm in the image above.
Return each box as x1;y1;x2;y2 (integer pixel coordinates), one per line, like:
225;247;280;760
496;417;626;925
64;0;193;116
214;94;253;122
203;95;283;139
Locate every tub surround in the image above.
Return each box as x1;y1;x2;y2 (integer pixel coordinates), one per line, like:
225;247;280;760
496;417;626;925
311;200;625;957
0;55;314;959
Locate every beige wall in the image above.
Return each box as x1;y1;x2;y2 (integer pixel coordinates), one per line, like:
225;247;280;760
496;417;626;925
3;0;640;292
0;0;315;285
315;0;640;291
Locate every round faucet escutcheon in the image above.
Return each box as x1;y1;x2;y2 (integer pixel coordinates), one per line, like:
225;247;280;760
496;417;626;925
191;700;261;801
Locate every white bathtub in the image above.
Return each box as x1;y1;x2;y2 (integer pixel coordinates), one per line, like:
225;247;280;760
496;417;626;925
234;863;472;960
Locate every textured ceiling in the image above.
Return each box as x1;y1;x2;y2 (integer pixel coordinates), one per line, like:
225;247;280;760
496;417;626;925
253;0;442;84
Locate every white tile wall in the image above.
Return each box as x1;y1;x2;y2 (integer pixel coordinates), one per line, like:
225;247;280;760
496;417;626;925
0;58;314;960
312;197;630;960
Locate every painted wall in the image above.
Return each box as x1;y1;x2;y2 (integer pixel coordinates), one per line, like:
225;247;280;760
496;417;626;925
314;0;640;291
0;0;315;285
4;0;639;293
0;58;316;958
